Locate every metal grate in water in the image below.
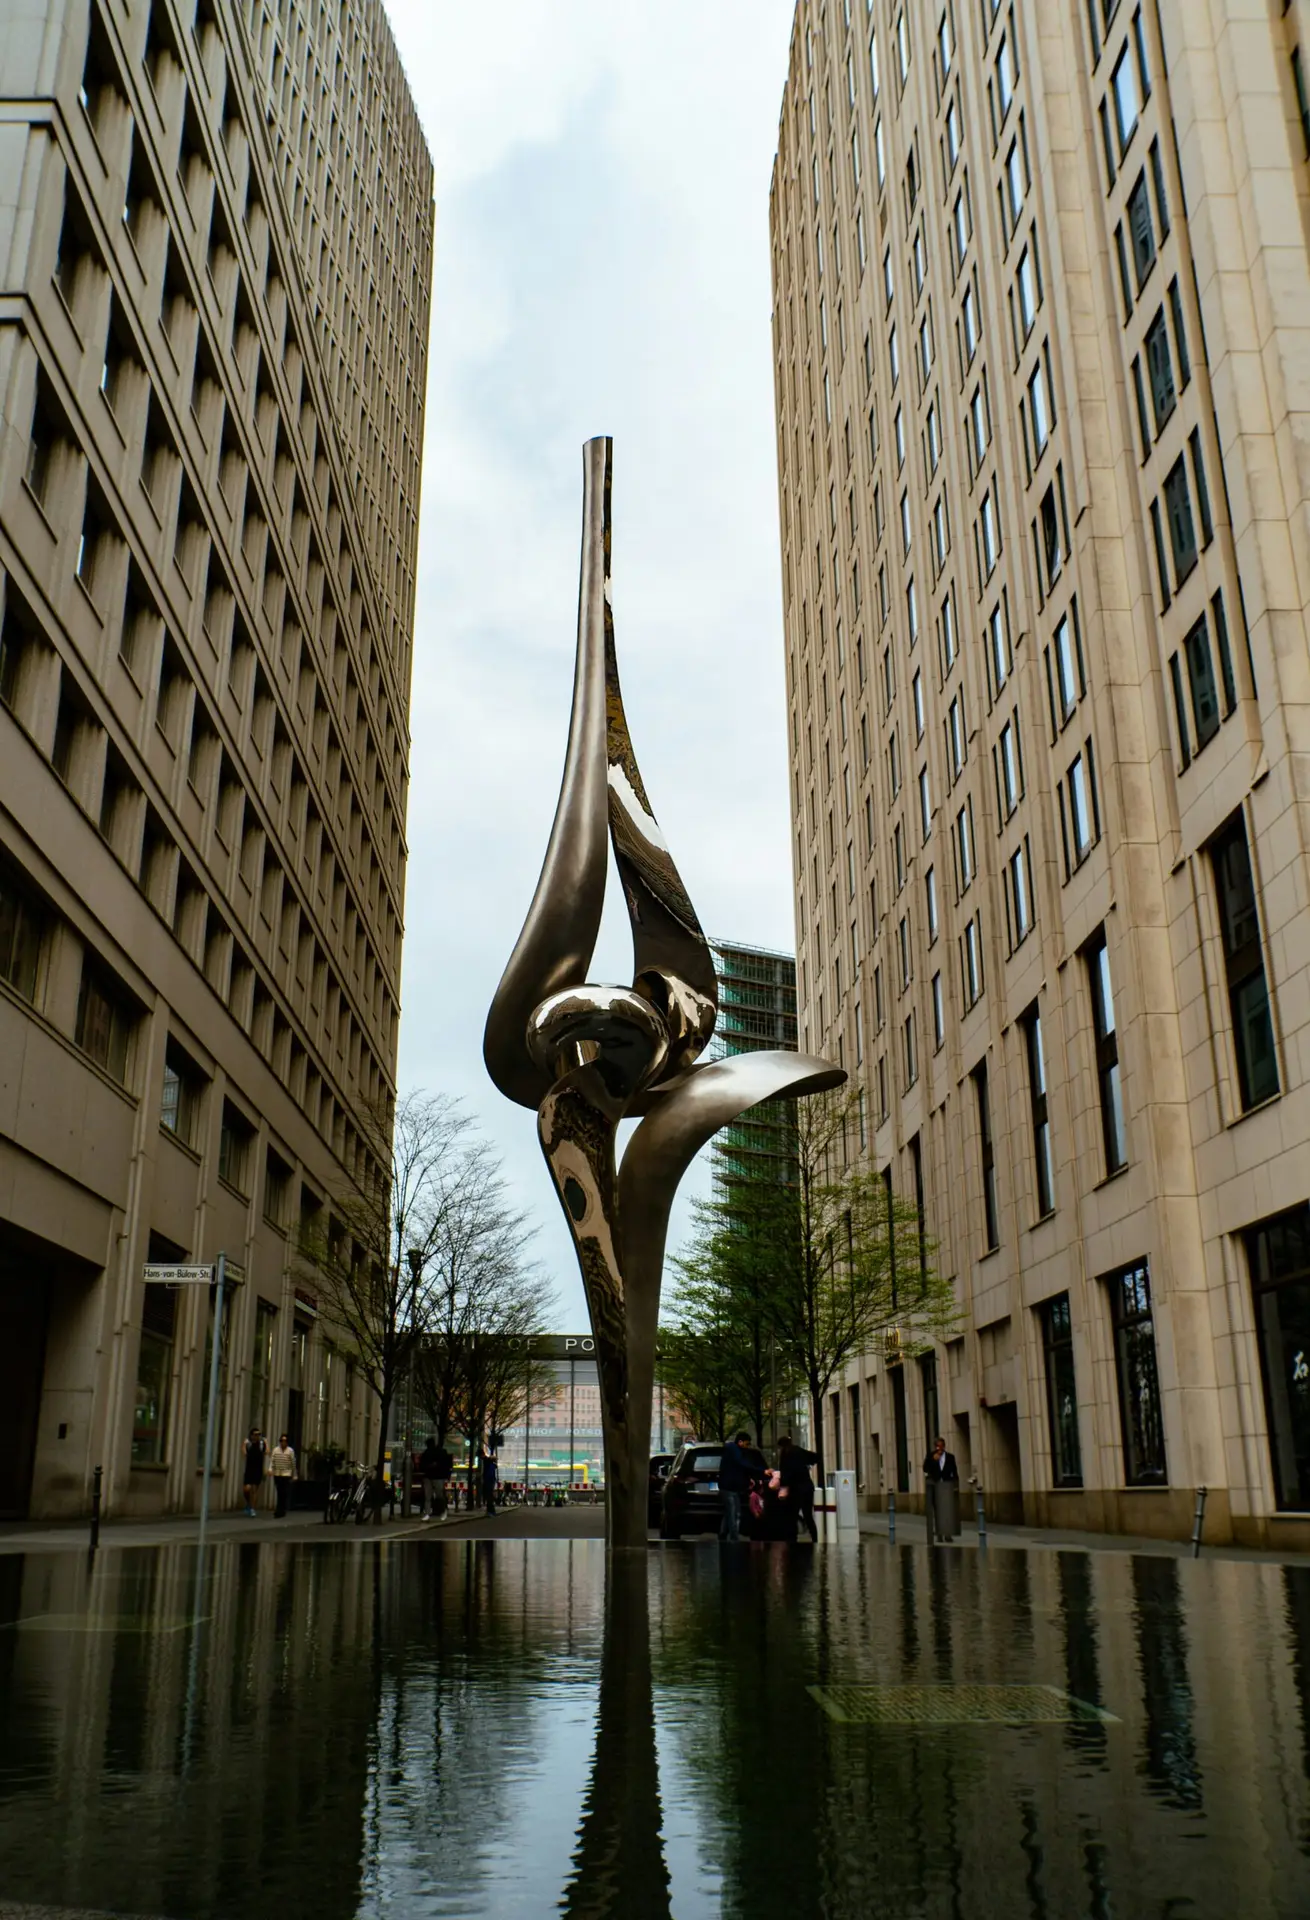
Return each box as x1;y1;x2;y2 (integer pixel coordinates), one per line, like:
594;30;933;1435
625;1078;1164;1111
808;1682;1118;1726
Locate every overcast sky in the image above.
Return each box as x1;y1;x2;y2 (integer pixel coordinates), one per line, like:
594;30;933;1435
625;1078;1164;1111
387;3;798;1325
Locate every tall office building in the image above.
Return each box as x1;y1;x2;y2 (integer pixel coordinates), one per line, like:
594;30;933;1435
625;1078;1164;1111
771;0;1310;1544
0;0;432;1517
708;937;799;1189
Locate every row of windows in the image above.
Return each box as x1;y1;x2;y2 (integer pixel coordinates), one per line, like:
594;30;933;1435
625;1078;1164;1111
0;631;389;1160
71;9;414;765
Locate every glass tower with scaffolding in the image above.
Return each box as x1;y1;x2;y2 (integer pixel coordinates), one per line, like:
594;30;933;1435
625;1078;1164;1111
707;939;799;1192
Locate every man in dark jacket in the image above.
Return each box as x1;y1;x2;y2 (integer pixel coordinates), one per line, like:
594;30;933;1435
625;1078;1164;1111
923;1436;960;1540
419;1436;453;1520
718;1432;761;1542
777;1435;819;1542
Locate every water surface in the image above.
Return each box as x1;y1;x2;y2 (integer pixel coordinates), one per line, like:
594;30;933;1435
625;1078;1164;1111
0;1538;1307;1917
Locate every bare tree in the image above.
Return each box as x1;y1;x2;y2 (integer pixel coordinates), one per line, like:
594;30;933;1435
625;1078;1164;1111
409;1133;553;1497
296;1090;472;1516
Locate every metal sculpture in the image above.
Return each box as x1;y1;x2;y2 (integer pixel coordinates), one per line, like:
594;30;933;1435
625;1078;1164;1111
485;438;845;1548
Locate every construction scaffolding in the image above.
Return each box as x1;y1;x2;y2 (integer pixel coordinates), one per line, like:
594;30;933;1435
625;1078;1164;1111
707;938;800;1194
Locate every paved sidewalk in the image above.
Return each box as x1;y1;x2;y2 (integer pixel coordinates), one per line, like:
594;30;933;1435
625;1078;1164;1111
857;1506;1310;1566
0;1500;608;1555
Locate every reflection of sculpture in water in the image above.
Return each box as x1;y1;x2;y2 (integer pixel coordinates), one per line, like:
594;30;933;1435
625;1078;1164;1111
561;1556;671;1918
485;438;844;1547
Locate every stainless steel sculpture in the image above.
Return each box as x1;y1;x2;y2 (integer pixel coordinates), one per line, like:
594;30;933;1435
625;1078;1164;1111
485;438;845;1548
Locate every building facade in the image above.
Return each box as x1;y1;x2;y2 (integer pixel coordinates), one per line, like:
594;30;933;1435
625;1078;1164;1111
0;0;432;1517
771;0;1310;1544
708;936;799;1189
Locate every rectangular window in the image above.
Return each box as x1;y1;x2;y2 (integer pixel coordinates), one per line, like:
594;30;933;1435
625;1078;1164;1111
0;863;47;1004
970;382;989;466
1247;1204;1310;1511
1017;243;1039;337
989;601;1010;693
961;282;980;364
1108;1260;1167;1485
133;1281;177;1466
159;1039;201;1148
1028;355;1051;456
1086;927;1127;1173
941;591;958;671
1169;652;1192;770
75;960;132;1084
1039;483;1062;592
980;491;999;577
1149;134;1170;237
973;1061;1000;1250
903;1009;917;1087
1168;276;1191;387
1126;169;1155;288
1023;1004;1055;1218
1008;841;1032;944
1051;610;1080;725
1163;455;1197;584
1144;306;1175;431
932;970;945;1048
913;669;925;740
219;1099;254;1193
925;864;939;942
955;799;975;891
1210;811;1279;1110
963;913;983;1006
1111;40;1140;155
1189;428;1213;547
1041;1294;1083;1486
1212;588;1238;716
919;765;932;842
1114;223;1134;321
1066;750;1096;867
998;715;1022;815
948;693;966;778
1183;613;1220;749
1005;136;1025;227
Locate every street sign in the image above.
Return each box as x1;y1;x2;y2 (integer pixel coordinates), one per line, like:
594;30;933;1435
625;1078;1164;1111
143;1264;213;1285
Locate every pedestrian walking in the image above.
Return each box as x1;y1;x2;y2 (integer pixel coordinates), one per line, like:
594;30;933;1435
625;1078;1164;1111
269;1433;296;1517
924;1436;961;1541
718;1431;760;1542
777;1435;819;1542
420;1435;453;1519
480;1442;499;1518
242;1427;267;1516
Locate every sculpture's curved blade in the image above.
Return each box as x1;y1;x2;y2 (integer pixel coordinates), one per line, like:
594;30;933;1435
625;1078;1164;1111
615;1051;847;1440
605;629;718;1080
484;438;613;1109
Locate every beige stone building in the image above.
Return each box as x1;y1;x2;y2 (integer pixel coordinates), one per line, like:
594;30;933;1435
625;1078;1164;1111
771;0;1310;1546
0;0;431;1518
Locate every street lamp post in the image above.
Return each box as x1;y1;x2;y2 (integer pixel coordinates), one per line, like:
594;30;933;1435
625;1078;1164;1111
403;1246;423;1518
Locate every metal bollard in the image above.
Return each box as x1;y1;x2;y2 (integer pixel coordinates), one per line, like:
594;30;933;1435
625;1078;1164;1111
925;1480;936;1546
1191;1485;1208;1559
887;1486;896;1545
973;1480;987;1550
89;1464;103;1551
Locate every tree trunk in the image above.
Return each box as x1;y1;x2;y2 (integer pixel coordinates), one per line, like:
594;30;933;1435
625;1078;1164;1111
810;1383;826;1496
373;1387;392;1525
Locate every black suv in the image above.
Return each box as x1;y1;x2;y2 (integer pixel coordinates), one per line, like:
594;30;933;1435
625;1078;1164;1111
659;1440;766;1539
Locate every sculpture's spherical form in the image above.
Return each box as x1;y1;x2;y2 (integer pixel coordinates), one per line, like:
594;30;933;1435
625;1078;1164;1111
526;984;670;1107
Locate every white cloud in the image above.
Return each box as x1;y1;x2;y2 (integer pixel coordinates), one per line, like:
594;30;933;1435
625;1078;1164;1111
388;2;798;1322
